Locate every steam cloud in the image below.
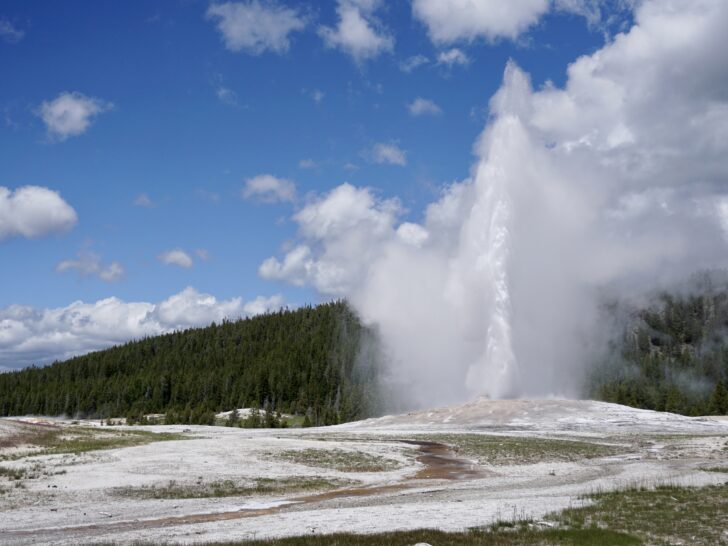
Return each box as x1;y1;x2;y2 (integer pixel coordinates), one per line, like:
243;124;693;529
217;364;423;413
263;0;728;408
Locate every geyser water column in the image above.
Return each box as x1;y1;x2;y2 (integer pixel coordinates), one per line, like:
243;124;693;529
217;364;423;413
447;119;520;400
348;64;594;407
442;62;596;402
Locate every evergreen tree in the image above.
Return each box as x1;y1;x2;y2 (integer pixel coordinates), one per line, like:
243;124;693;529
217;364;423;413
708;381;728;415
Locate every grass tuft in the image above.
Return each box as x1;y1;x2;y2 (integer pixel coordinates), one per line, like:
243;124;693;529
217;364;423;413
275;448;401;472
414;434;622;465
0;424;185;461
113;476;352;500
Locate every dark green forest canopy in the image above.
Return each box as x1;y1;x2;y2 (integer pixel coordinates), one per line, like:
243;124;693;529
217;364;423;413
0;301;383;425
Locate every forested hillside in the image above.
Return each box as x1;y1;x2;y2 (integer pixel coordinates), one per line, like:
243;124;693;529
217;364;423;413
0;301;382;425
593;282;728;416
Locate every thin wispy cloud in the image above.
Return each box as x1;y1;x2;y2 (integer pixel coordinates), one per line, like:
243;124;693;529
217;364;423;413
133;193;154;208
302;88;325;104
216;86;238;105
400;54;429;73
370;142;407;166
408;97;442;116
158;249;194;268
56;252;124;283
436;48;470;67
242;174;296;203
0;19;24;43
197;189;221;203
311;89;325;104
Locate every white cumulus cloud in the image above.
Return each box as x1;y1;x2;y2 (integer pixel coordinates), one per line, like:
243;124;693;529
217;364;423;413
37;92;113;141
259;183;401;294
413;0;550;44
413;0;636;46
396;222;430;247
242;174;296;203
158;249;194;269
243;294;285;315
206;1;307;54
319;0;394;63
0;186;77;240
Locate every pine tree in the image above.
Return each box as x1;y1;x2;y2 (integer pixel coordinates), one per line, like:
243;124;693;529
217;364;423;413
708;381;728;415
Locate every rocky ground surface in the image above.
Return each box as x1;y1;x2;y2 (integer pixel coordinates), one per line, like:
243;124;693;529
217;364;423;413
0;398;726;545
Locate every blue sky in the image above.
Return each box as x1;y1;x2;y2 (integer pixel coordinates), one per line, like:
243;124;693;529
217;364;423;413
0;0;648;368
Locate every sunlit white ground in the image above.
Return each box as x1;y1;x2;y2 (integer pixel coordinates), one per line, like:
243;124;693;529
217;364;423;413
1;398;727;545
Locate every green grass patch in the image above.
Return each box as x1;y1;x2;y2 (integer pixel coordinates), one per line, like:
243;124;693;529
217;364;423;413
0;461;65;481
113;476;351;500
0;424;185;460
700;465;728;473
551;483;728;545
414;434;622;465
276;448;401;472
33;427;185;456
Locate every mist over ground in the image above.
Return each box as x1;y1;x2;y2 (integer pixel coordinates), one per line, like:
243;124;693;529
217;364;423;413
262;0;728;408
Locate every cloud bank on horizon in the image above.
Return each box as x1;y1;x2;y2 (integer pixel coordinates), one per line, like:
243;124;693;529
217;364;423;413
2;0;727;407
0;288;284;371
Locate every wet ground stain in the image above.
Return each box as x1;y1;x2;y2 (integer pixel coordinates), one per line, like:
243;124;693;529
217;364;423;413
402;440;484;480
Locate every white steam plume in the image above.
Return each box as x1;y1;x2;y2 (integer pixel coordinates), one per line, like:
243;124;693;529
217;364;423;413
262;0;728;408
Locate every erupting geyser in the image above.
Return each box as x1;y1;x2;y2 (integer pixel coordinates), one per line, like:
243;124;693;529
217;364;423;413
261;0;728;409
